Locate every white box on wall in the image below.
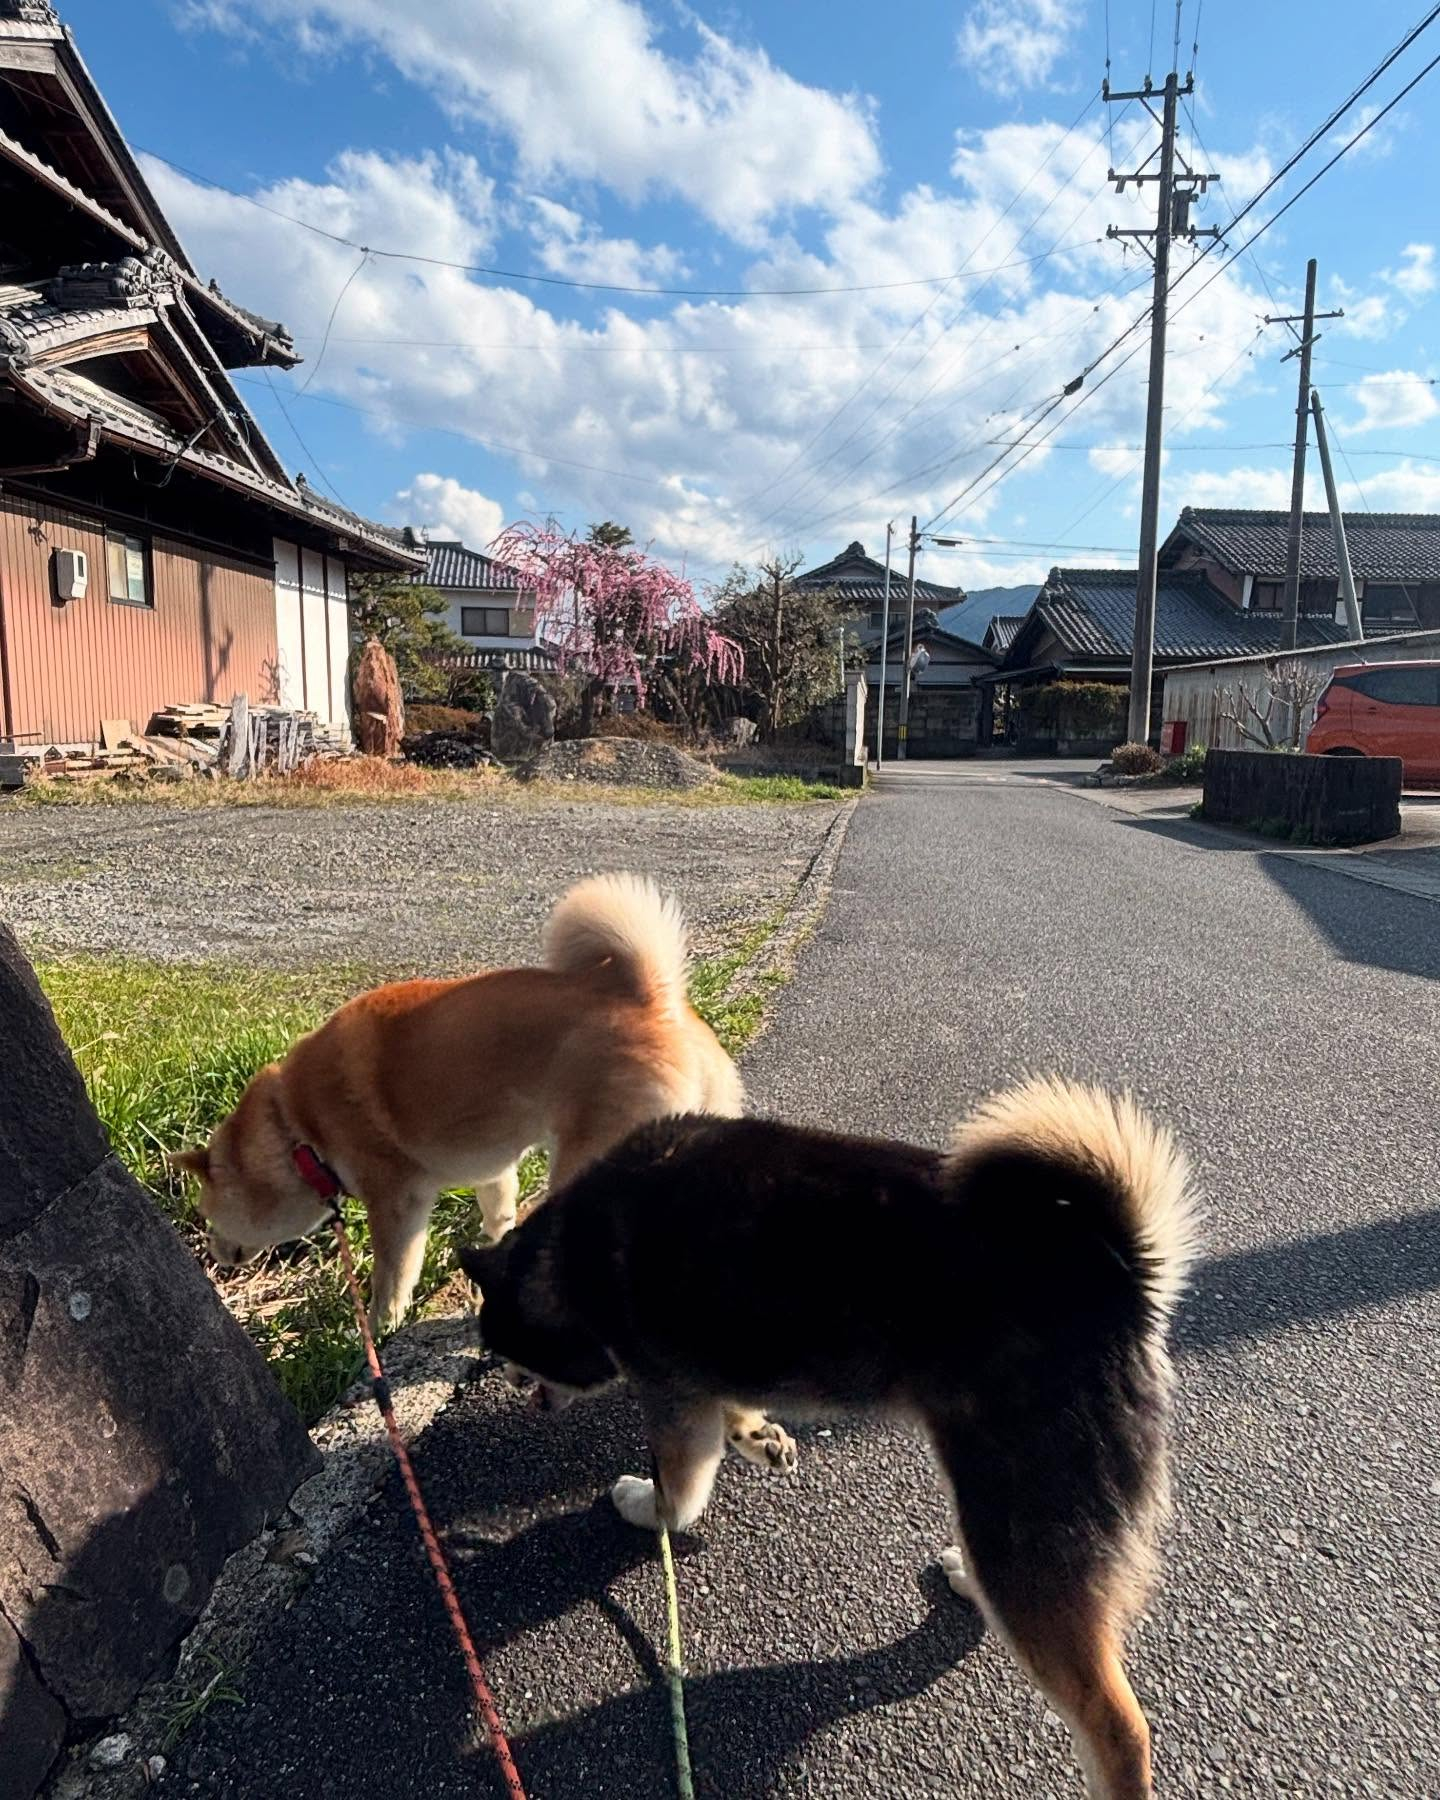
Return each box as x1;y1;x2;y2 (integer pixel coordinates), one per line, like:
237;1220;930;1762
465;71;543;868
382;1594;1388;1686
53;547;88;601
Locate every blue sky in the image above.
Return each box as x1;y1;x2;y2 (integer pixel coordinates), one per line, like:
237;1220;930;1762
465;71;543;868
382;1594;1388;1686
61;0;1440;596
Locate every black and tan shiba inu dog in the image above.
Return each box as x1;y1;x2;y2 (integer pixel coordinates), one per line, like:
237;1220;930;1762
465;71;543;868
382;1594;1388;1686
458;1076;1194;1799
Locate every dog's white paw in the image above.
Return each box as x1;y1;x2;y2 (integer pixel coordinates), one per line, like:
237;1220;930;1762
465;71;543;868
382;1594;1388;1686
936;1540;972;1598
941;1545;976;1600
611;1474;661;1531
728;1415;798;1475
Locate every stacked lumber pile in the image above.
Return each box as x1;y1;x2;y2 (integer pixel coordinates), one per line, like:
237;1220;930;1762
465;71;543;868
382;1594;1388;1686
149;702;231;741
1;700;346;790
216;695;321;778
12;744;151;784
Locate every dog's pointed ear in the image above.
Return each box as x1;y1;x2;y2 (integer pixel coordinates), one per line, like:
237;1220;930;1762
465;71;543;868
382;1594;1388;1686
168;1146;210;1181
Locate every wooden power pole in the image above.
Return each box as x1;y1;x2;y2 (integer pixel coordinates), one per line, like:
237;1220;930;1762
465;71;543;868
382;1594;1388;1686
1105;71;1219;745
1264;259;1343;651
896;516;919;760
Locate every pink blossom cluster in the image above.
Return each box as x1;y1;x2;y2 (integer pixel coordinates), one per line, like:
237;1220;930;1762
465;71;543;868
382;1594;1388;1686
492;521;741;704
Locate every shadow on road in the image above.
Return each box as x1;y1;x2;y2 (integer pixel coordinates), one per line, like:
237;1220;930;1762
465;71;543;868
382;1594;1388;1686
510;1565;984;1800
1114;813;1261;853
1178;1205;1440;1356
1115;814;1440;980
1259;853;1440;982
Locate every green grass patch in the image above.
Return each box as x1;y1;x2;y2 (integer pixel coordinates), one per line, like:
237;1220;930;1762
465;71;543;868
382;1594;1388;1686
688;909;792;1056
34;917;788;1419
155;1653;243;1754
717;774;844;803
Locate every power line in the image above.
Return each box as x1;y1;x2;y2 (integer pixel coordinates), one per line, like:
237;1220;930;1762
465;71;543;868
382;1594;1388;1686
298;247;368;394
133;143;1093;300
259;369;348;505
283;337;966;355
1050;326;1268;539
1323;410;1422;611
1169;47;1440;332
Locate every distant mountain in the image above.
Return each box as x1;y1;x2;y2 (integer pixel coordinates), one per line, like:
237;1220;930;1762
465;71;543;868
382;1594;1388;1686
935;585;1036;644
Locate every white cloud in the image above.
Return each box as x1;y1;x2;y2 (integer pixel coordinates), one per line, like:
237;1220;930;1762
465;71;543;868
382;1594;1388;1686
1181;464;1296;509
524;195;685;288
1329;102;1404;163
1333;292;1394;341
956;0;1078;96
185;0;880;242
396;474;505;548
1180;457;1440;513
1343;371;1440;435
1382;243;1437;303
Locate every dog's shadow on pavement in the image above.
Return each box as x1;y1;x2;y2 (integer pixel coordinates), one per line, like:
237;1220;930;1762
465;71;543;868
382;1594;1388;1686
506;1564;985;1800
428;1383;983;1796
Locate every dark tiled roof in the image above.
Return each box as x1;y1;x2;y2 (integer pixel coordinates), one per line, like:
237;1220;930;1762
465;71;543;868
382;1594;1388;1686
794;540;964;608
0;283;155;351
984;614;1026;652
414;540;524;590
1166;508;1440;581
11;362;422;569
1016;568;1348;665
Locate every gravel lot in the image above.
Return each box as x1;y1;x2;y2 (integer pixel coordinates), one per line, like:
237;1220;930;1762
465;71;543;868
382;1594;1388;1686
0;794;846;973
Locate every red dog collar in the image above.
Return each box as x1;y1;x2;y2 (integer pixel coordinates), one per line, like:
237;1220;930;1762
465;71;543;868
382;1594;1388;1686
293;1144;344;1203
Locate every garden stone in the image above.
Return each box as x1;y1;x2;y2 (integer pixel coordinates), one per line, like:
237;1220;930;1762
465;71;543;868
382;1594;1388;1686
492;670;556;763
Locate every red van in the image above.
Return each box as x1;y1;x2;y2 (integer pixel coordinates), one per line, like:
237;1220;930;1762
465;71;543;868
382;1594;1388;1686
1306;661;1440;783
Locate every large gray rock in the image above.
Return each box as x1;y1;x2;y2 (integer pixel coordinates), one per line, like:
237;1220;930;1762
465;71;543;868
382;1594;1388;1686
0;927;319;1797
491;669;556;763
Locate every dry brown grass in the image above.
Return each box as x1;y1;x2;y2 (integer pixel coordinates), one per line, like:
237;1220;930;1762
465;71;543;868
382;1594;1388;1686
16;756;492;808
12;756;842;811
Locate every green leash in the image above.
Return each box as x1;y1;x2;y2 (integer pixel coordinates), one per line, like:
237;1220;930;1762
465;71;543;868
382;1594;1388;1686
658;1518;696;1800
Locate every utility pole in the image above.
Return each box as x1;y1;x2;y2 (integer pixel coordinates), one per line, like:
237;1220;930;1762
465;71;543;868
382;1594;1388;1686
1310;387;1363;641
875;520;894;769
896;516;919;760
767;558;784;738
1105;71;1219;746
1264;260;1343;651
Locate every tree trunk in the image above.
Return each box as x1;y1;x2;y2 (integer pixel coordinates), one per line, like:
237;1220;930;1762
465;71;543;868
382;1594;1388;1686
768;572;785;739
0;929;317;1796
579;677;602;739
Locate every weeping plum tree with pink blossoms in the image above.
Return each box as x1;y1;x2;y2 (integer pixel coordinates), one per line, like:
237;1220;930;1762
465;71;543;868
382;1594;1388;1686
491;520;741;736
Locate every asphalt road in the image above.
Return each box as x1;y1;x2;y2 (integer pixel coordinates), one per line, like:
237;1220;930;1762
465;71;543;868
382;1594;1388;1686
167;761;1440;1800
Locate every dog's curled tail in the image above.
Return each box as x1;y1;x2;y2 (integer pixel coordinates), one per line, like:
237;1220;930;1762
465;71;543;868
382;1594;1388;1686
946;1075;1196;1319
542;873;690;1011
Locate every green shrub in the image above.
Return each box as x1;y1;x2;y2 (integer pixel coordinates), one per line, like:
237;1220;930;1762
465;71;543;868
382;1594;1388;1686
1110;741;1163;776
1018;680;1127;739
1164;741;1208;782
